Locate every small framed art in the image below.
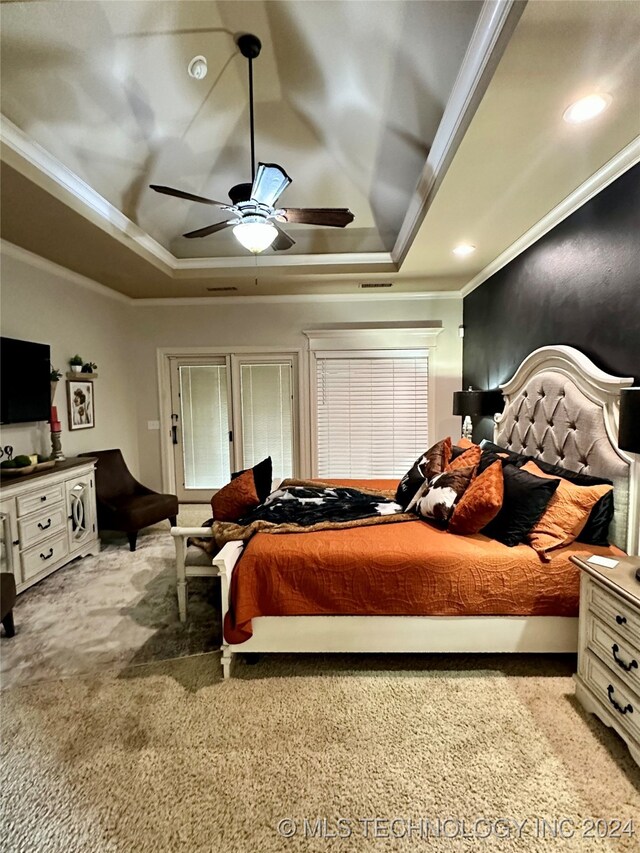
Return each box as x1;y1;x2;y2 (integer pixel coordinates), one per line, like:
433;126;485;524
67;379;95;430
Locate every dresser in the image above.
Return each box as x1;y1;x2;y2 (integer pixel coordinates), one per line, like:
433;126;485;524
0;458;99;593
573;555;640;766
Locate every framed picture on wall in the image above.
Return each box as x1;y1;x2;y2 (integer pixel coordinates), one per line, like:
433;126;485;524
66;379;95;430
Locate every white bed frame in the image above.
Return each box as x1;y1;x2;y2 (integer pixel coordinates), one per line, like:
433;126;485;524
172;346;637;678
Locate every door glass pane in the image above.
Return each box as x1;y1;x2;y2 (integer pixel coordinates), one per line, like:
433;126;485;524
240;363;293;480
180;365;230;489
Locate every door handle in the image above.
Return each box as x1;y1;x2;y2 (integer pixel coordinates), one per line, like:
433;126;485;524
171;413;179;445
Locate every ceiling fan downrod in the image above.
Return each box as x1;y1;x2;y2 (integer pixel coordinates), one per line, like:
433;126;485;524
237;33;262;183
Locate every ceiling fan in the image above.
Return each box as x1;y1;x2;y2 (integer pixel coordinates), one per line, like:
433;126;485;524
150;33;354;254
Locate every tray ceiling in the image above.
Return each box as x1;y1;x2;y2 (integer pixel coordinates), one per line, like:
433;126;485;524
1;0;639;299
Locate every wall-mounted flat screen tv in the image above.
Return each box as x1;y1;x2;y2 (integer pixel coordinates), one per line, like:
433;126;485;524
1;337;51;424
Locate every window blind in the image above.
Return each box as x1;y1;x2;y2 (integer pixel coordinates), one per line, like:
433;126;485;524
180;364;230;489
316;354;429;478
240;362;293;480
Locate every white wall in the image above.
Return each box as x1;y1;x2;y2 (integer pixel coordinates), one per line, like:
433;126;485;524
130;297;463;491
0;245;140;472
0;243;463;493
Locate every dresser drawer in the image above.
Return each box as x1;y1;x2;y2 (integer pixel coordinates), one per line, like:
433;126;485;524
21;533;69;581
18;503;67;549
587;614;640;695
17;484;65;517
588;580;640;643
583;651;640;743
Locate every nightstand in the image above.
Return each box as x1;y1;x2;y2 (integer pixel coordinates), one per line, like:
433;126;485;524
572;554;640;766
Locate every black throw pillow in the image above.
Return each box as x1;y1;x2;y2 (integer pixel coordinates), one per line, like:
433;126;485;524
478;440;529;469
527;458;614;546
482;463;560;547
231;456;273;503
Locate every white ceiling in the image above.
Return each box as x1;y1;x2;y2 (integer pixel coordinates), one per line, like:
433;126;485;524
0;0;639;299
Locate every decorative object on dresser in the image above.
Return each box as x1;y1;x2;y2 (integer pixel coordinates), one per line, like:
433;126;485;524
452;388;503;440
79;449;178;552
49;406;65;460
572;554;640;767
618;388;640;454
0;458;99;594
66;379;94;430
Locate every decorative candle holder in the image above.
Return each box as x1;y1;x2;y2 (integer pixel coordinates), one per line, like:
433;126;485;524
49;405;65;461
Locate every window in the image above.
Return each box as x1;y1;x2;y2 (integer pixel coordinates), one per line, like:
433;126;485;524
315;351;429;478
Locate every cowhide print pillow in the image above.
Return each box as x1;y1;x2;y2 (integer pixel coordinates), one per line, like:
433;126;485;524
407;465;475;524
395;436;452;509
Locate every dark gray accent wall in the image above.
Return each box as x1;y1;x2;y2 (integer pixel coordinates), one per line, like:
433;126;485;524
463;163;640;441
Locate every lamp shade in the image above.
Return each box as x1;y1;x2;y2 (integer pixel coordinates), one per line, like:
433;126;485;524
619;387;640;453
453;389;503;417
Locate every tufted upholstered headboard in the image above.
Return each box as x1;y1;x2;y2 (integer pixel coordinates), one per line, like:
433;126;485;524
494;346;638;554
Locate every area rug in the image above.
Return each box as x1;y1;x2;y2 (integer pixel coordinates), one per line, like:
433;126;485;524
1;653;639;852
0;506;218;690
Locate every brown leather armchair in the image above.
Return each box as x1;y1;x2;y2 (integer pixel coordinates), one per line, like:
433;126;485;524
80;449;178;551
1;572;16;637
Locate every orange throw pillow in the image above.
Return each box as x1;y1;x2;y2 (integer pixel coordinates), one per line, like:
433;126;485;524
449;460;504;535
211;469;260;522
521;461;613;561
456;437;476;449
446;444;482;474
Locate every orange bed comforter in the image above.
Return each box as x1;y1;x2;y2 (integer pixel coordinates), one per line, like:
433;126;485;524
223;479;623;643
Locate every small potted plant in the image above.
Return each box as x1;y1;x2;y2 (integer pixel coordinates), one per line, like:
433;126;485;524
81;361;98;374
69;354;83;374
50;365;62;404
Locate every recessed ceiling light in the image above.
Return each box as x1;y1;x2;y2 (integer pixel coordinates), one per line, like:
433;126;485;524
563;93;611;125
188;56;208;80
452;243;476;257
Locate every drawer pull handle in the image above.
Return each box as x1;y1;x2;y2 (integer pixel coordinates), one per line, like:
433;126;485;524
40;548;54;561
615;615;627;626
607;684;633;715
40;496;47;502
37;518;52;531
612;644;638;673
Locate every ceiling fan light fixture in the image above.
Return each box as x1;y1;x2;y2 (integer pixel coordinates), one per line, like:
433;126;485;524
233;221;278;254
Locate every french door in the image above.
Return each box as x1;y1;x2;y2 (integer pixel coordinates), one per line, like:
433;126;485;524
169;354;297;502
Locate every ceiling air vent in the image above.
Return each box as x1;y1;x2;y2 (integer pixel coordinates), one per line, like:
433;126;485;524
359;282;393;289
207;286;238;292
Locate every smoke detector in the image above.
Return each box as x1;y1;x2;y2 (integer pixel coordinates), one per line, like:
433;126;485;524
188;56;208;80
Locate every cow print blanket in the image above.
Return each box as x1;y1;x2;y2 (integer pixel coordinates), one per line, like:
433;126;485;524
190;478;415;555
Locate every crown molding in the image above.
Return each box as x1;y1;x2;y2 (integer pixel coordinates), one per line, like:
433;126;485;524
392;0;525;268
0;239;131;305
132;291;461;306
173;251;395;272
461;135;640;298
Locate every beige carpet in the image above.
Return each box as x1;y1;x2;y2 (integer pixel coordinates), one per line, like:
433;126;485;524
1;652;639;852
2;506;639;850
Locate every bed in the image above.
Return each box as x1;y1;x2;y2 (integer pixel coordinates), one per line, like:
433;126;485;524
172;345;638;677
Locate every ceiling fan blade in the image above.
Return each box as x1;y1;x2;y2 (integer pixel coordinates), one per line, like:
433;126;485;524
182;220;234;239
276;208;354;227
150;185;228;207
250;163;292;207
272;225;296;252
